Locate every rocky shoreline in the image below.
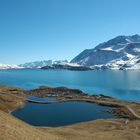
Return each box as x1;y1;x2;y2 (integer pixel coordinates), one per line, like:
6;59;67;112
41;64;93;71
1;85;140;120
0;85;26;113
1;85;140;140
24;86;140;120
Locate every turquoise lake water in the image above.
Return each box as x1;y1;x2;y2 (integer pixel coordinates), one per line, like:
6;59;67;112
0;69;140;101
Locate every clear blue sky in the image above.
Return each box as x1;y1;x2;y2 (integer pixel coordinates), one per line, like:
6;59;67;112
0;0;140;64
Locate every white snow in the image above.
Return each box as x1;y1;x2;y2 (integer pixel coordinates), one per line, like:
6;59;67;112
0;64;23;69
125;38;133;43
133;48;140;52
125;53;135;59
66;63;81;67
19;60;52;68
100;47;113;51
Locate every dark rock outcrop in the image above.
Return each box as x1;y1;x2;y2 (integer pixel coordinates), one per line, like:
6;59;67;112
41;64;93;71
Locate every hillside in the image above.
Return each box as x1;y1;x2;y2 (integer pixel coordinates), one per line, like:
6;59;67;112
0;85;140;140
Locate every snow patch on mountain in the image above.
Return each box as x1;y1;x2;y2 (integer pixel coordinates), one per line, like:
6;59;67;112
133;48;140;52
100;47;113;51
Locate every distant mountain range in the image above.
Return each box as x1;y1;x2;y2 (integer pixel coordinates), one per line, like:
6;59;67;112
19;60;52;68
1;34;140;70
18;60;71;68
0;64;22;69
0;60;70;69
71;34;140;70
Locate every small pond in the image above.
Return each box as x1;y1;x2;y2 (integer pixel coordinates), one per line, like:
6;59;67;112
12;100;116;127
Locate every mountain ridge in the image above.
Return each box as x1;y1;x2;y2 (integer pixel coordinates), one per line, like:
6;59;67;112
1;35;140;70
71;34;140;70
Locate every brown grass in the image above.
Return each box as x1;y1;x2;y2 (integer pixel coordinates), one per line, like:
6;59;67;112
0;85;140;140
0;110;63;140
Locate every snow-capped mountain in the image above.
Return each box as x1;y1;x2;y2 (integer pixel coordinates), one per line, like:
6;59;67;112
53;60;69;65
0;64;22;69
42;60;91;70
19;60;52;68
53;60;80;67
71;34;140;70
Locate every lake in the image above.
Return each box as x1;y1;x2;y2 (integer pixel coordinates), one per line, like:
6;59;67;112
12;101;115;126
25;94;56;102
0;69;140;101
